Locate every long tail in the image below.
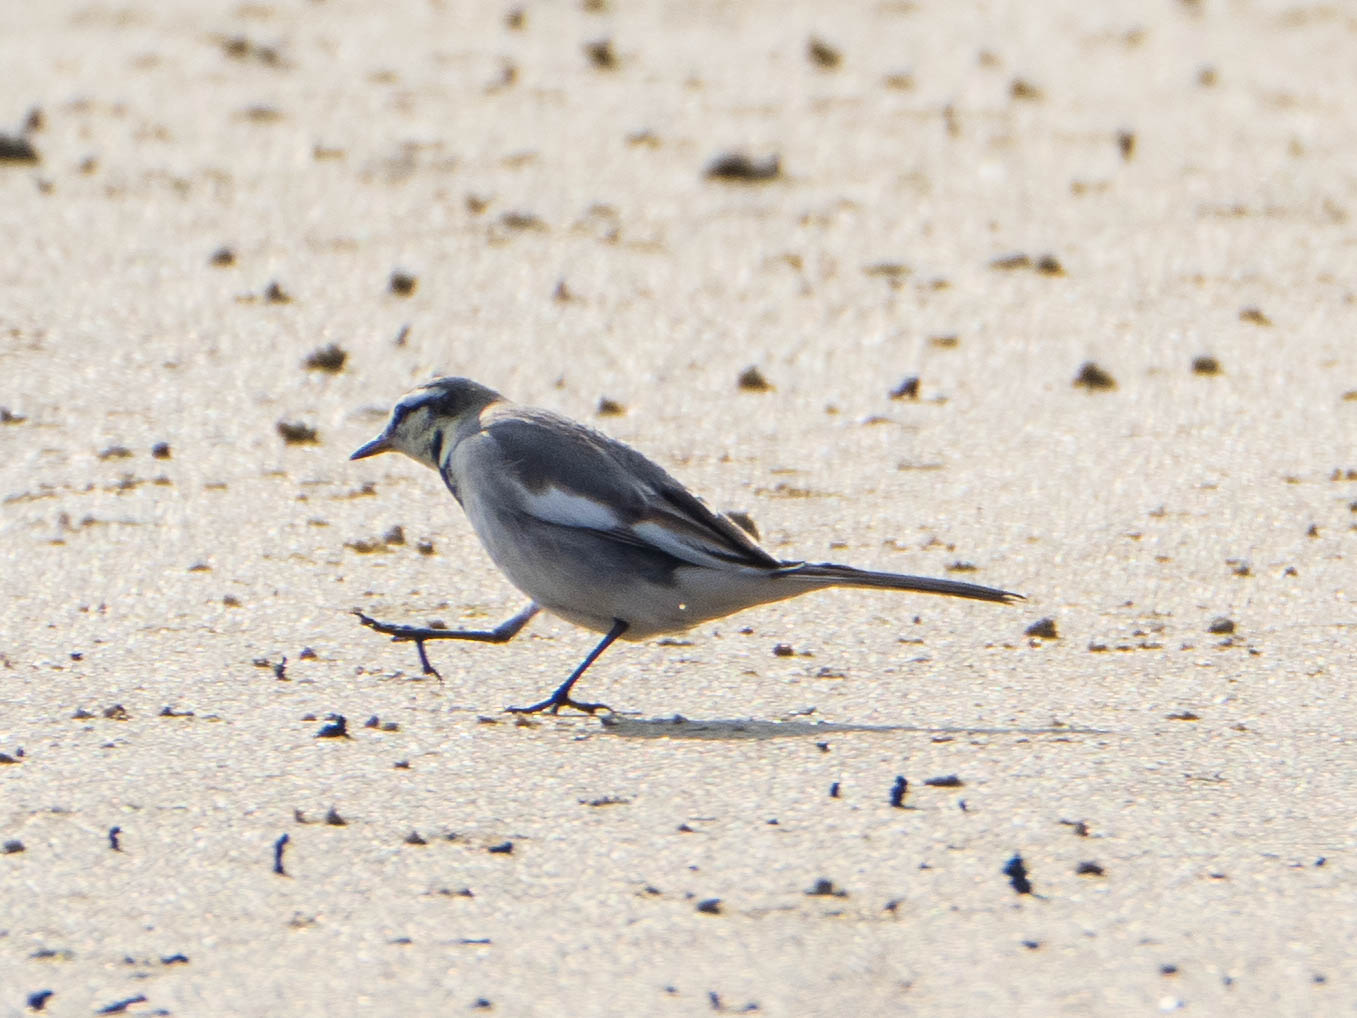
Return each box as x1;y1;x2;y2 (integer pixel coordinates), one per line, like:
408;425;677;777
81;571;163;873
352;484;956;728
776;561;1022;604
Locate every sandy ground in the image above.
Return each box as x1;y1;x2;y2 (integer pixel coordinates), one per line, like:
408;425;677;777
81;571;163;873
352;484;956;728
2;0;1355;1014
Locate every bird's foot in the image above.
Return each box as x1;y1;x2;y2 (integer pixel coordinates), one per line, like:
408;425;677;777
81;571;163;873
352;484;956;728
506;694;611;716
353;610;429;642
351;610;442;678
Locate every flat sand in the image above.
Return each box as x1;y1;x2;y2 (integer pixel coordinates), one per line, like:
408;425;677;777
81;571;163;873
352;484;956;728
2;1;1354;1014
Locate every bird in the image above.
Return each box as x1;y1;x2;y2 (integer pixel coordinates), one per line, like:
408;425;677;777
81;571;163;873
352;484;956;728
350;376;1022;714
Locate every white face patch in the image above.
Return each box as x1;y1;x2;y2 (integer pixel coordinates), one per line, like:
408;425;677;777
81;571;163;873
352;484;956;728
520;485;624;531
388;406;435;463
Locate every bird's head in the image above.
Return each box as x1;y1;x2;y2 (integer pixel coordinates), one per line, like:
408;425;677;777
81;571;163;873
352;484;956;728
351;376;504;470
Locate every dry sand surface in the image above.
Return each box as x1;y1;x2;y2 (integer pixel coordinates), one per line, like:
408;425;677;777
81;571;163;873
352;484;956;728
2;0;1355;1014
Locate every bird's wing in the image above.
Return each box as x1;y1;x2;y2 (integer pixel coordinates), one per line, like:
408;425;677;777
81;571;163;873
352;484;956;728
483;410;780;570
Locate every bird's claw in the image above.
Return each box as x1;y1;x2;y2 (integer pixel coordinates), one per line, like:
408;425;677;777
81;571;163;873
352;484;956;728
353;610;417;641
352;610;442;679
506;696;611;716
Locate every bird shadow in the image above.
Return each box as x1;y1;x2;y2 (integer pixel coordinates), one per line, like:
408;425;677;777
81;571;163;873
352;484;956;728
596;714;1106;741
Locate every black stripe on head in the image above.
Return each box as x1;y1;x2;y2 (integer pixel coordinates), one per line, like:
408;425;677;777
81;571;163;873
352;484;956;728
418;377;503;420
430;426;445;465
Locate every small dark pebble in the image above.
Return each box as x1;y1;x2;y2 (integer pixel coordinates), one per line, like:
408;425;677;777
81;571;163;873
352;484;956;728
324;807;346;826
1034;254;1064;275
807;37;841;69
889;775;908;808
1192;355;1221;375
890;376;920;400
499;210;543;230
488;841;514;854
772;643;794;657
706;152;781;183
1239;307;1271;326
1010;78;1043;100
389;271;417;296
27;989;54;1011
1003;853;1033;895
278;420;319;444
1025;617;1059;639
151;442;171;459
405;831;427;845
209;246;236;266
272;833;289;875
0;407;27;424
829;781;841;798
1160;964;1179;976
1076;861;1105;876
584;38;616;69
923;774;963;788
263;280;292;303
0;133;39;163
1117;129;1136;160
3;839;25;854
990;252;1031;270
1207;617;1235;635
806;878;847;897
315;715;349;739
1073;361;1117;390
596;397;626;417
696;898;722;914
95;994;147;1015
303;343;347;373
221;35;282;66
738;366;773;391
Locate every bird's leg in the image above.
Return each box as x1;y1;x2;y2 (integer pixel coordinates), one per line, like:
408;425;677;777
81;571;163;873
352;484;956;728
353;603;540;678
508;618;628;715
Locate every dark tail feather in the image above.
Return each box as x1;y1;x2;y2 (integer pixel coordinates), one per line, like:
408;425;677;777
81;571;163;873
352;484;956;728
778;561;1022;604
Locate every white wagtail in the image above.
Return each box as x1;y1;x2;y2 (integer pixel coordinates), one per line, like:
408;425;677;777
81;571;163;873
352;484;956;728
351;377;1021;714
